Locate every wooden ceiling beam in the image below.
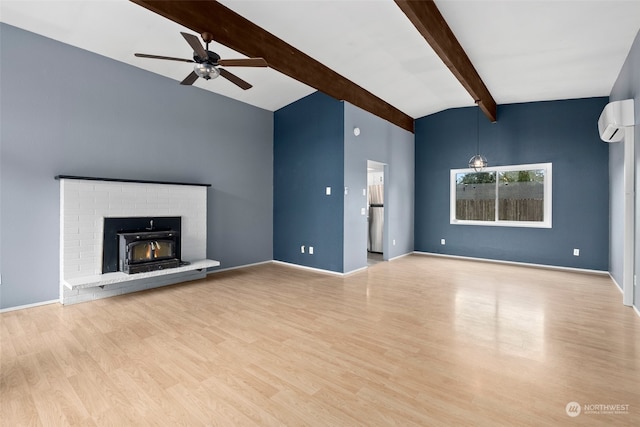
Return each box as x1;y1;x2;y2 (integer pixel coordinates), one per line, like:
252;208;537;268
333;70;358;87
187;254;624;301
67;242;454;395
130;0;415;133
395;0;497;122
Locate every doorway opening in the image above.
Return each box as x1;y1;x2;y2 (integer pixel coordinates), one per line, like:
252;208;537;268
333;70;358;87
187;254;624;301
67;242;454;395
367;160;385;266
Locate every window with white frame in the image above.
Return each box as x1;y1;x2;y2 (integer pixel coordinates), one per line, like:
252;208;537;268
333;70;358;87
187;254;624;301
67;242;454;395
450;163;552;228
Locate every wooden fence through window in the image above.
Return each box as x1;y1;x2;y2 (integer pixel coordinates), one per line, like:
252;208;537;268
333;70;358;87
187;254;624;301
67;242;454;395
456;199;543;222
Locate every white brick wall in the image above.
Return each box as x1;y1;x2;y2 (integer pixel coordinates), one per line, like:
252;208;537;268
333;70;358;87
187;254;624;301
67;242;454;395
59;178;208;304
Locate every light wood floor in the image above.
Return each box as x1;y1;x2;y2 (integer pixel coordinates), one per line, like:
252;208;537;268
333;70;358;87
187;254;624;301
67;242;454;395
1;255;639;426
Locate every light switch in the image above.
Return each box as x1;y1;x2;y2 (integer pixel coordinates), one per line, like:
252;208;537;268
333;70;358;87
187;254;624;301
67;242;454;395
362;188;366;196
361;208;366;215
326;187;331;195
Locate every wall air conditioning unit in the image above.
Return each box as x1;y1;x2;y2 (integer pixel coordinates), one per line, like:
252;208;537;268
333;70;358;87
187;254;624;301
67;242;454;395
598;99;635;142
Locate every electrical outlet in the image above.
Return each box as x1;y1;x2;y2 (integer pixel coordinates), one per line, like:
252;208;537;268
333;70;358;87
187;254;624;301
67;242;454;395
441;239;446;245
325;187;331;195
573;248;580;256
392;239;396;246
309;246;314;255
301;245;305;254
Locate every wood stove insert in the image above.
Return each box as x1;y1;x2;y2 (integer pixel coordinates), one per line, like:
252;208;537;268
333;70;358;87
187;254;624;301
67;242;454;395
103;217;182;274
118;229;180;274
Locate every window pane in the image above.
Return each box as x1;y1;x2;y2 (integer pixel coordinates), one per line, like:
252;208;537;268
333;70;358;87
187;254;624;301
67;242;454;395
455;172;496;221
498;169;544;221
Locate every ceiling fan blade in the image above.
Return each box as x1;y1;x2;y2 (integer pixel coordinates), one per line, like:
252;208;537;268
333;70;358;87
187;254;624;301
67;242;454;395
219;68;252;90
180;71;199;86
135;53;194;63
181;32;208;61
217;58;268;67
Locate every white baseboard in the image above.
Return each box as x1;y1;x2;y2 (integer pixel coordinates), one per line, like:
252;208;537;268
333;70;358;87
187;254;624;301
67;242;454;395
610;274;640;318
344;266;368;275
0;299;58;313
243;252;412;276
610;274;624;293
272;260;345;276
388;252;412;262
413;251;609;276
206;260;272;274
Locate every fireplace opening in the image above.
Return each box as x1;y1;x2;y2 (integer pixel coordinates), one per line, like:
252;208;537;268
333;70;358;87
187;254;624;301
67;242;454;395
102;217;182;274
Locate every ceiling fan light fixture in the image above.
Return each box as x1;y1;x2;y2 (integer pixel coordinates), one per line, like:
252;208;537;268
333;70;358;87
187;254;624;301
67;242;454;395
194;63;220;80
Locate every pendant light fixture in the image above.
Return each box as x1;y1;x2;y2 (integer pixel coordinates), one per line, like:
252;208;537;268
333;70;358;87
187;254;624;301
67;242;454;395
468;102;488;172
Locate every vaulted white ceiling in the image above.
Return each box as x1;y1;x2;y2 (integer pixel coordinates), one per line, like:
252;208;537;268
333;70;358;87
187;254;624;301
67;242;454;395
2;0;639;121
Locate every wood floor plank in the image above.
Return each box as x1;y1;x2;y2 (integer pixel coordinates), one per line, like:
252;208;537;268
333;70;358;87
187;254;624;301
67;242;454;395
199;373;291;426
1;255;639;425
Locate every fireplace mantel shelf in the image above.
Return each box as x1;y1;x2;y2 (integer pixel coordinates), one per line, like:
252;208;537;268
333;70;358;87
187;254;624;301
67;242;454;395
55;175;211;187
63;259;220;290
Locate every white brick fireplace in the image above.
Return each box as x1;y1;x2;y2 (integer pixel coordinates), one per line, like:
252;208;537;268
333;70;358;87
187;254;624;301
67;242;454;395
58;176;219;305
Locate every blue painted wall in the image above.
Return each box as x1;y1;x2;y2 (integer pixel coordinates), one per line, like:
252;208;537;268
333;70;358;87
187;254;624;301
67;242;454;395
415;98;610;270
0;24;274;309
343;102;414;273
274;92;345;272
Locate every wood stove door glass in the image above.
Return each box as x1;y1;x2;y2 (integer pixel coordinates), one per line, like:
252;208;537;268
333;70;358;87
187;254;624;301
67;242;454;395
128;240;175;263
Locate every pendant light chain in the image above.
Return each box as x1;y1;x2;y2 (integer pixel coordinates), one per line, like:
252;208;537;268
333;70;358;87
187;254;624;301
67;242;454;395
468;101;488;172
